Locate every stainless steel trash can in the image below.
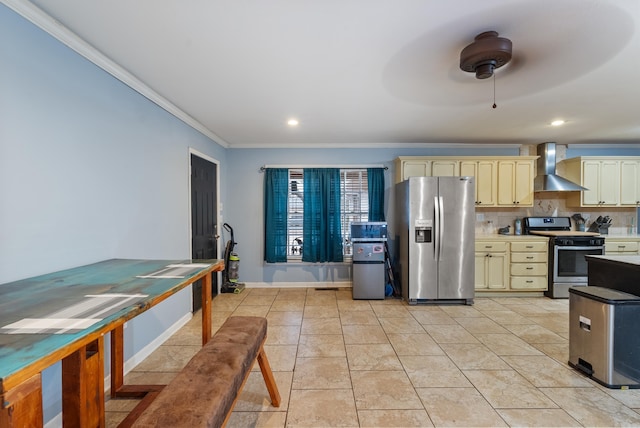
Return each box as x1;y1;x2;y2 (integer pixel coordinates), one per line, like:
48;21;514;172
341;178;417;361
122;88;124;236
569;286;640;389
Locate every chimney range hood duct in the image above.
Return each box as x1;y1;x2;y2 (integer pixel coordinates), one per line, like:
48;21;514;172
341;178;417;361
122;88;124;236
534;142;587;192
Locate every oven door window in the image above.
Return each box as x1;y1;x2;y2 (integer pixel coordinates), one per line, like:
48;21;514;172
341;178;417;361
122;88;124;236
554;246;604;282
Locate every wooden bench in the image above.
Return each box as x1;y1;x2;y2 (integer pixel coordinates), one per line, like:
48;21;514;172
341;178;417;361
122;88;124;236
123;316;280;427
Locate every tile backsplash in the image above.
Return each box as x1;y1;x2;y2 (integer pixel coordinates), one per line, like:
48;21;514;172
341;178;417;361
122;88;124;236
476;193;637;235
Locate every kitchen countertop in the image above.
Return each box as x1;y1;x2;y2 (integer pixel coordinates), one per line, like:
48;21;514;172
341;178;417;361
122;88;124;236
586;254;640;266
529;231;600;237
477;232;640;240
586;255;640;296
475;233;549;241
598;234;640;239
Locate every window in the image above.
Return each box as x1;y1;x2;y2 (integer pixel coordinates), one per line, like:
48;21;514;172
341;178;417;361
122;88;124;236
340;170;369;256
288;170;304;257
287;169;369;259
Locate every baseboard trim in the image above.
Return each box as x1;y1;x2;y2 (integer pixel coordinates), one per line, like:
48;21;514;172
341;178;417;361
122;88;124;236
242;282;352;289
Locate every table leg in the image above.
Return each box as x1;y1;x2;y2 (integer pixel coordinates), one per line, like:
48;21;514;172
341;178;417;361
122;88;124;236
0;374;43;428
110;325;124;398
201;272;212;345
62;336;105;428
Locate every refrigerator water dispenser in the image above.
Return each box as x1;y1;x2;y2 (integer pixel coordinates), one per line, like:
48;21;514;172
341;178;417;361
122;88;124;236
415;227;432;243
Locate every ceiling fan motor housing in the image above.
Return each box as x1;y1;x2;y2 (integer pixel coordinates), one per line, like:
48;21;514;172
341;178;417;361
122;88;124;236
460;31;512;79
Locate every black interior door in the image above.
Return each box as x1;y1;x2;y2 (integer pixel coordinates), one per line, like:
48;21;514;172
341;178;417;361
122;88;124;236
191;154;218;311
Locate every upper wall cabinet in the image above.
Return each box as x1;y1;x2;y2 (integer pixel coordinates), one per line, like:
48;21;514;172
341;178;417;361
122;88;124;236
395;156;537;207
395;158;459;182
497;160;534;206
460;160;497;205
562;157;640;207
620;160;640;205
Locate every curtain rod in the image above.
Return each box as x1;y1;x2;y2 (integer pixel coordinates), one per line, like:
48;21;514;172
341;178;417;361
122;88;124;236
259;164;387;172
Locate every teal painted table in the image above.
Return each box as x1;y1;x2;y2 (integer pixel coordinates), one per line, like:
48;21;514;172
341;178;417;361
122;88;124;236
0;258;224;428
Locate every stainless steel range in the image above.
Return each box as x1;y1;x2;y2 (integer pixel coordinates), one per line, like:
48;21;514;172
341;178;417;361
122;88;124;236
523;217;605;298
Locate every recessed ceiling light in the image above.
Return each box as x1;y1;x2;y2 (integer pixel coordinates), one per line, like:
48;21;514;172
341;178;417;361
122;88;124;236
551;120;565;126
287;119;299;126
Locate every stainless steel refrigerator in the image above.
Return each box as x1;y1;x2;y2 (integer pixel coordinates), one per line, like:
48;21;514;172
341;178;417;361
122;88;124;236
395;176;475;305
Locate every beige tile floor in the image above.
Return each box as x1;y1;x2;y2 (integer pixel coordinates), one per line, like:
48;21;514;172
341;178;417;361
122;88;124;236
105;288;640;427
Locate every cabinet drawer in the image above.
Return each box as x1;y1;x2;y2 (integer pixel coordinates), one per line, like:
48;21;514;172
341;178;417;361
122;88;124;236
511;241;547;252
605;241;638;253
510;276;547;290
475;242;507;252
510;264;547;276
510;252;547;263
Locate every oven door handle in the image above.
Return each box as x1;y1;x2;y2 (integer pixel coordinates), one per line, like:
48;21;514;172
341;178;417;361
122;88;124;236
554;245;605;251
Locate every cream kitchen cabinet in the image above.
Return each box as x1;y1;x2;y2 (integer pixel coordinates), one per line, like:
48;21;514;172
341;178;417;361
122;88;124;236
563;157;623;207
397;158;429;181
509;241;548;290
475;236;549;293
604;238;640;255
394;157;459;182
431;160;459;177
461;160;497;206
394;156;536;207
583;160;619;206
474;241;509;290
619;160;640;206
497;160;534;206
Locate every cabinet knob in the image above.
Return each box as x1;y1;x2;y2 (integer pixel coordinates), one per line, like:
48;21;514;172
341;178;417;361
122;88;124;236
526;280;533;283
525;246;533;248
526;267;533;270
526;256;534;259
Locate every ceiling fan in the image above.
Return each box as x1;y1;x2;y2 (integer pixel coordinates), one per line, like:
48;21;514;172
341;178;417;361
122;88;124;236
459;31;513;79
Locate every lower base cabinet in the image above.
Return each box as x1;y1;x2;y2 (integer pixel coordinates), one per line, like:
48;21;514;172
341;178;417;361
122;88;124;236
475;242;508;290
509;241;548;291
604;238;640;255
475;238;548;292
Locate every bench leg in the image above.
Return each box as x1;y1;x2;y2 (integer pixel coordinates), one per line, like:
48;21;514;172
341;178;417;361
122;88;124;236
256;346;281;407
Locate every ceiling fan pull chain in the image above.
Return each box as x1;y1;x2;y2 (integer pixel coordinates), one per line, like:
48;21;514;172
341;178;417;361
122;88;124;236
492;73;497;109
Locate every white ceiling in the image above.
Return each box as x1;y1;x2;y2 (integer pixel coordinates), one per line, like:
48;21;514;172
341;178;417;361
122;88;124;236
11;0;640;148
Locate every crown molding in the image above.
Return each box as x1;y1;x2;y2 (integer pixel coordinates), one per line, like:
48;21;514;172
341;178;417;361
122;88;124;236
229;142;524;149
1;0;229;148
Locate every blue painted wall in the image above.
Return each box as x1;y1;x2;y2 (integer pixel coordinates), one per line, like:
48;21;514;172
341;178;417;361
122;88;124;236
225;146;517;284
1;5;226;424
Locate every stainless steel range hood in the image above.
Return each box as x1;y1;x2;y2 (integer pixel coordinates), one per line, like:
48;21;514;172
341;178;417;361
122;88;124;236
534;142;587;192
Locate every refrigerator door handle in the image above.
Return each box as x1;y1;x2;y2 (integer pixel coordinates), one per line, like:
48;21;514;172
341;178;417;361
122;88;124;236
438;195;444;261
434;196;440;260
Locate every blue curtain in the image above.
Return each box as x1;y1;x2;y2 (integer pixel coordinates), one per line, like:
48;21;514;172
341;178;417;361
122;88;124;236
367;168;385;221
302;168;343;262
263;168;288;263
